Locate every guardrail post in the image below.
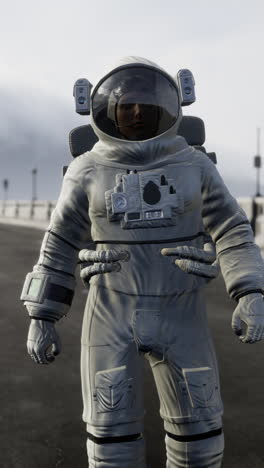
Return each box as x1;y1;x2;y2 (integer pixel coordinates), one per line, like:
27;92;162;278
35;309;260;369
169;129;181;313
251;198;258;235
1;201;5;217
46;201;52;220
30;201;34;219
15;201;19;218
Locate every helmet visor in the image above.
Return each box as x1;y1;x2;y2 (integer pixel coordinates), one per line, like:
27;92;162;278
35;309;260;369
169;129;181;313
92;66;180;141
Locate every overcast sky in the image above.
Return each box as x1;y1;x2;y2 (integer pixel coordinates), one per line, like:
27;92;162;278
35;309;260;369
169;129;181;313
1;0;264;199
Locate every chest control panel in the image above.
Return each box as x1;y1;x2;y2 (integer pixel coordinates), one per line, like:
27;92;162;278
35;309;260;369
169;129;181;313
105;169;184;229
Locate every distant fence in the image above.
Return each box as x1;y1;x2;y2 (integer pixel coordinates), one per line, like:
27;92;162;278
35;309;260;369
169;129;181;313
0;197;264;247
236;197;264;248
0;200;56;222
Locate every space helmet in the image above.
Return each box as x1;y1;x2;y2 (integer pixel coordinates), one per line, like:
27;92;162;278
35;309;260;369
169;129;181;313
91;64;180;141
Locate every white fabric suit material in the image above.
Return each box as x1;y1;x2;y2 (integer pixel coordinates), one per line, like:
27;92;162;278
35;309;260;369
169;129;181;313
23;57;264;467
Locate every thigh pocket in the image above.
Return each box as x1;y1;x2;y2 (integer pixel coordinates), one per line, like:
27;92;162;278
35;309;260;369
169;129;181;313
94;365;135;413
183;367;218;409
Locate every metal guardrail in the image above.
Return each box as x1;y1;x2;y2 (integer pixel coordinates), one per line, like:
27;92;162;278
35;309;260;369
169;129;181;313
0;200;56;221
0;197;264;248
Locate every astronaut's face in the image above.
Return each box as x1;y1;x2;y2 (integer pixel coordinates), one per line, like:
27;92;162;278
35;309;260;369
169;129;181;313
116;91;159;141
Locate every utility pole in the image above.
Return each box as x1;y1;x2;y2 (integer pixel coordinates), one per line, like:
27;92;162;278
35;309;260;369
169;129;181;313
2;179;9;216
251;128;262;235
254;127;261;196
32;168;37;202
30;168;37;219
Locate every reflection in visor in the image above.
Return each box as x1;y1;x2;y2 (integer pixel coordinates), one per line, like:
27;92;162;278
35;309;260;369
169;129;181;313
92;66;180;141
116;91;157;105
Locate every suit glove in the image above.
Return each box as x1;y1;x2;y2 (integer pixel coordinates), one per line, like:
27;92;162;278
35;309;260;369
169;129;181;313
27;319;62;364
161;242;220;280
232;293;264;343
79;249;130;287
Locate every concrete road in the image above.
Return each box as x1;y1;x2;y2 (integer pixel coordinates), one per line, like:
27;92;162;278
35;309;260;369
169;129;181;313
1;223;264;467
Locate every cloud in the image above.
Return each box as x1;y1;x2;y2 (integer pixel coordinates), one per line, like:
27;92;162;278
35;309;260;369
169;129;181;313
0;87;85;200
1;0;264;200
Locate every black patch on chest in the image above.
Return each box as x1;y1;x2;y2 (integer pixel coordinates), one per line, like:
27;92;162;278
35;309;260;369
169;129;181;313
143;181;161;205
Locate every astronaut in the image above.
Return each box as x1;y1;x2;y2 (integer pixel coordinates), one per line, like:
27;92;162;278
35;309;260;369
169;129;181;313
21;56;264;468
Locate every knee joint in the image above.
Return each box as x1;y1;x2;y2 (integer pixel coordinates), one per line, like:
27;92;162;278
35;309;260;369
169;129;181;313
166;427;222;442
87;432;143;444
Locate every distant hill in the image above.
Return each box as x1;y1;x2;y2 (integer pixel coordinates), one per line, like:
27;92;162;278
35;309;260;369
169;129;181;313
222;176;256;198
0;87;258;201
0;88;85;200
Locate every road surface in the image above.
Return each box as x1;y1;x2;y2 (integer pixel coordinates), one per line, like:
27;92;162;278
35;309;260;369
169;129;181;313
1;223;264;467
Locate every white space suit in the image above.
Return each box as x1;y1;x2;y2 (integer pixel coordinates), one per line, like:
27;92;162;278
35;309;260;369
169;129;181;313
22;57;264;467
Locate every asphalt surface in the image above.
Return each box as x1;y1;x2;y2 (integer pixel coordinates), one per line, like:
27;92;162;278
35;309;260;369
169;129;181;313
1;222;264;468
